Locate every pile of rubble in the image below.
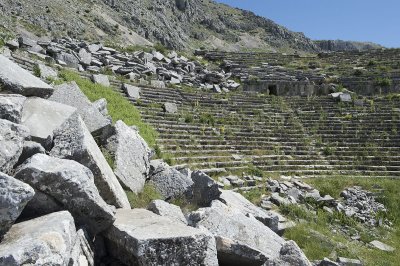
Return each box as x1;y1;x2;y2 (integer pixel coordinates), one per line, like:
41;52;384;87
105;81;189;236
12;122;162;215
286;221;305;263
5;36;241;92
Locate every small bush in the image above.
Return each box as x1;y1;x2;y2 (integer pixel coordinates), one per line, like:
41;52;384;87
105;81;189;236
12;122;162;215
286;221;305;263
375;77;392;87
33;65;41;77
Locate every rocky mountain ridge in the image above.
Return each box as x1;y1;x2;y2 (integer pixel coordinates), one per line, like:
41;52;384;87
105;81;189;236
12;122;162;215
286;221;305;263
315;40;384;52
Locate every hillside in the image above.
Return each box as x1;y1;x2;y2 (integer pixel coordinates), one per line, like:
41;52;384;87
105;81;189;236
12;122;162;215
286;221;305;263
315;40;384;52
0;0;321;52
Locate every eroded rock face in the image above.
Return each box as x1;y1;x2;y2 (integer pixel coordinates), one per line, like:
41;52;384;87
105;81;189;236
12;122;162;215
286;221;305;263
188;200;285;262
0;55;54;97
0;119;29;174
15;154;115;234
106;120;151;193
104;209;218;266
21;97;77;149
50;82;111;135
149;160;193;200
0;172;35;238
0;211;77;266
51;114;130;209
0;94;26;123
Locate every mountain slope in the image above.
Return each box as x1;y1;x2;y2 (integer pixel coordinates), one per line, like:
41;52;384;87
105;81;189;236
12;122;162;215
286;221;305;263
0;0;319;52
315;40;384;52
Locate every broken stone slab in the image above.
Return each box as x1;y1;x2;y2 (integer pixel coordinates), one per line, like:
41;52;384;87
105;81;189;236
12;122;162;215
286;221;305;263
191;170;221;207
339;93;352;103
215;236;268;266
56;52;80;69
0;119;29;174
5;40;19;50
78;48;92;66
21;97;77;149
68;228;95;266
88;43;101;53
15;154;116;235
369;240;395;252
188;200;285;261
0;211;77;265
147;199;187;224
106;120;151;193
266;240;312;266
0;94;26;123
336;257;363;266
0;172;35;238
122;83;141;100
0;55;54;97
16;140;46;166
20;189;63;219
218;190;279;232
50;113;130;209
270;193;291;206
91;74;110;87
318;258;339;266
104;209;218;266
50;82;111;135
149;159;193;200
37;63;58;80
92;98;108;116
150;80;165;88
163;102;178;113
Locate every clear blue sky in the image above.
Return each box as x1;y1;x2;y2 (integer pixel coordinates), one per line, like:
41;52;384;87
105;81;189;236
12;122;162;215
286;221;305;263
215;0;399;48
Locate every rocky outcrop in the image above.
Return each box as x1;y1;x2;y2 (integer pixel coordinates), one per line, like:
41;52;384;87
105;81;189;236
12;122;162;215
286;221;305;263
105;120;151;193
0;55;54;97
21;97;77;149
0;172;34;238
149;160;193;200
0;119;29;174
316;40;383;52
51;114;130;209
50;82;111;135
0;94;26;123
0;211;77;265
147;199;187;224
104;209;218;266
188;200;285;263
15;154;115;234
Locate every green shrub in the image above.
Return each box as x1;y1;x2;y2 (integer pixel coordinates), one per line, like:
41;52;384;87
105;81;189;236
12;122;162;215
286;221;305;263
33;65;41;77
375;77;392;87
58;69;158;147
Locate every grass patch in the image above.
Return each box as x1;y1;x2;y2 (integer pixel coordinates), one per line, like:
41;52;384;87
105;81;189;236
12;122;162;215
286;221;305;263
282;176;400;265
58;69;158;147
100;147;115;170
125;183;162;208
240;187;267;205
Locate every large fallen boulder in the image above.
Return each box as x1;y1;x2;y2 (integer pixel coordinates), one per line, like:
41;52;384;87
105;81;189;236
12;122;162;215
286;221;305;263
0;211;77;265
0;119;29;174
0;172;35;238
104;209;218;266
219;190;279;232
188;200;285;263
191;170;221;207
149;160;193;200
21;97;77;149
0;94;26;123
50;114;130;209
49;82;111;135
147;199;187;224
15;154;115;234
265;240;312;266
0;55;54;97
105;120;151;193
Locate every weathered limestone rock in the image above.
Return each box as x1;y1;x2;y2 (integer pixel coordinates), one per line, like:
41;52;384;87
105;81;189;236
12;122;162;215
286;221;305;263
339;93;352;102
215;236;268;266
191;170;221;207
0;211;77;265
188;200;285;261
104;209;218;266
150;80;165;88
337;257;363;266
37;63;58;80
106;120;151;193
91;74;110;87
16;140;46;165
369;240;395;252
0;55;54;97
0;172;34;238
266;240;311;266
78;48;92;66
147;200;187;224
149;160;193;200
92;98;108;116
69;229;95;266
15;154;116;234
0;94;26;123
21;189;63;219
50;114;130;209
0;119;29;174
56;52;80;69
219;190;279;232
164;102;178;113
122;83;141;100
21;97;77;148
50;82;111;135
